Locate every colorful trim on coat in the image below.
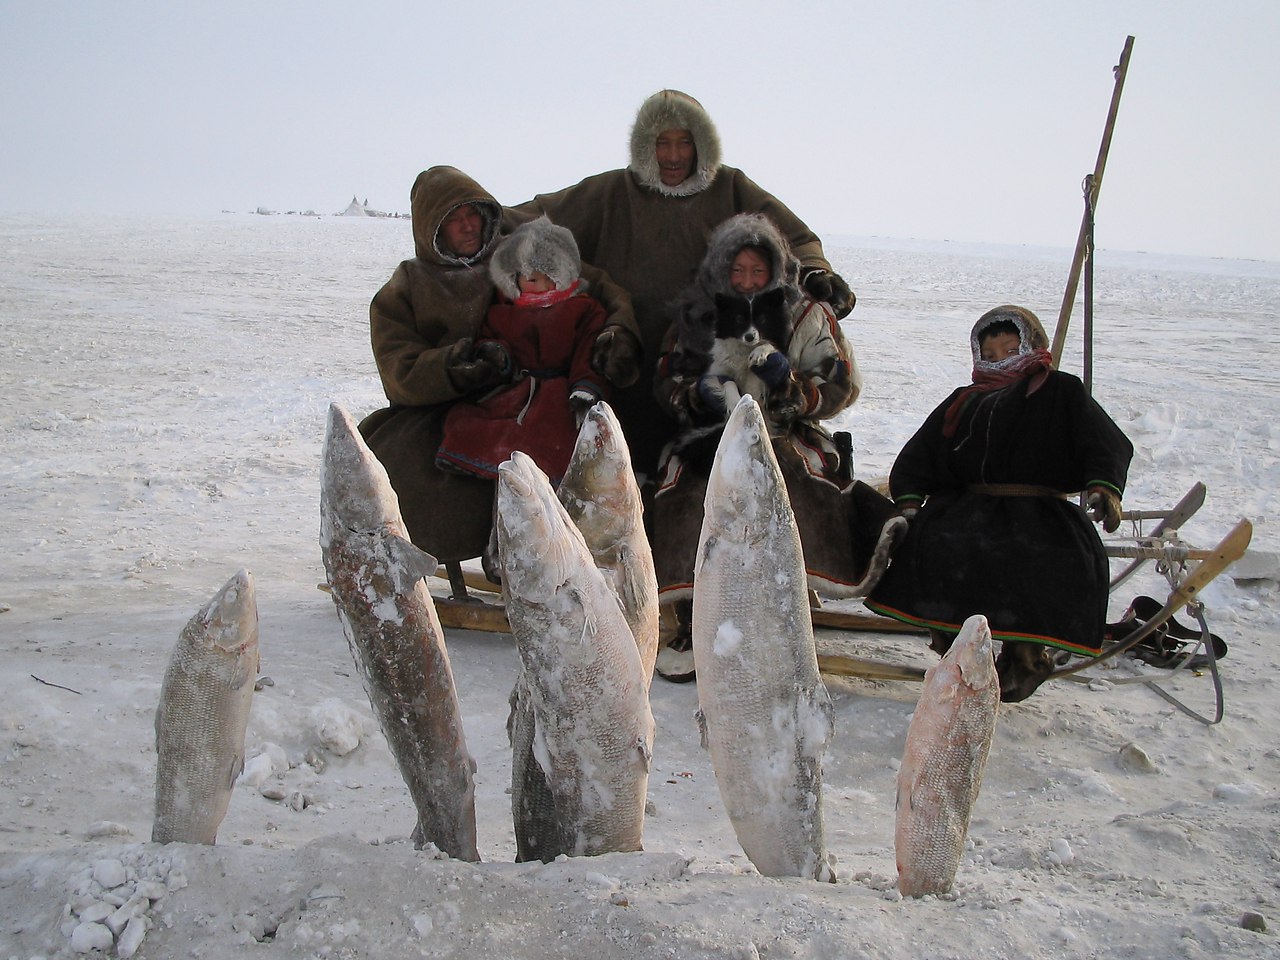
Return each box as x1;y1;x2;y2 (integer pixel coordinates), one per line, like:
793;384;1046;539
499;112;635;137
862;599;1103;657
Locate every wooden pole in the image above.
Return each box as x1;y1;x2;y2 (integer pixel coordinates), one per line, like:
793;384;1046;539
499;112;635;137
1082;173;1096;392
1050;36;1135;368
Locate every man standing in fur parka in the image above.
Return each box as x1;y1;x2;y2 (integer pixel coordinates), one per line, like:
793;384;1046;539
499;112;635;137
359;166;638;566
864;306;1134;702
506;89;856;481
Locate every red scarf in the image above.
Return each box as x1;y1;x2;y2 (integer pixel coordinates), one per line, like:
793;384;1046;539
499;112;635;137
941;348;1053;438
513;280;580;309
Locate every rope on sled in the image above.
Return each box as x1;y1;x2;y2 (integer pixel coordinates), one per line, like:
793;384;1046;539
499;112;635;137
1139;603;1225;725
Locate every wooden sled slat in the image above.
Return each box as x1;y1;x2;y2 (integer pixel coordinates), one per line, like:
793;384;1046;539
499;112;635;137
431;591;925;639
434;595;511;633
817;654;926;683
810;607;924;634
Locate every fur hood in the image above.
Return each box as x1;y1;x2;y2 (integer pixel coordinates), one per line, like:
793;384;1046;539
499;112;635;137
695;213;801;300
970;305;1050;365
409;165;502;267
628;89;722;197
488;217;584;299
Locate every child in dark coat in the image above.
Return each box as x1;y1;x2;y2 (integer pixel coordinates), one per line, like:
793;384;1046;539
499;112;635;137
436;217;610;485
865;305;1134;702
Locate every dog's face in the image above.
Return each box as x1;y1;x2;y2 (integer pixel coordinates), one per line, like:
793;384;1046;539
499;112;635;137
712;288;790;347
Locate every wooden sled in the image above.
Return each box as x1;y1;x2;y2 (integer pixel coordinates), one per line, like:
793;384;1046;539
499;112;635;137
428;562;928;683
430;564;921;637
427;488;1252;712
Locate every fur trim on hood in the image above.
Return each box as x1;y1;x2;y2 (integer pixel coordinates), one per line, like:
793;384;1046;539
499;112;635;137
970;304;1050;364
695;213;801;300
409;165;502;267
488;216;584;299
628;89;722;197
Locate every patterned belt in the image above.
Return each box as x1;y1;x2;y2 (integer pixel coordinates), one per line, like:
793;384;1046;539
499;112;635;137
967;483;1070;499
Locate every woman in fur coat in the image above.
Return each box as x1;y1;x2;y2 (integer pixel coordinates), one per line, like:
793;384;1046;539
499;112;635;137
358;167;637;566
650;213;902;681
435;217;610;485
505;89;855;480
864;305;1134;702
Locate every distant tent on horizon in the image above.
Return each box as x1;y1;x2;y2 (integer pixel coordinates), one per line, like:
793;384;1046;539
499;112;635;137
339;196;368;217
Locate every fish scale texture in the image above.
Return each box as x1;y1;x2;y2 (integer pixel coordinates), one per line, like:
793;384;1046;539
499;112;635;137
895;615;999;896
693;397;834;880
320;404;479;862
499;451;655;860
556;402;659;683
152;570;258;845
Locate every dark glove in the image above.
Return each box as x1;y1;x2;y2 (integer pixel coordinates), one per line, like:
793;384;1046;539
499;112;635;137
753;350;792;390
569;388;598;428
766;378;805;425
590;328;641;389
1086;486;1123;533
473;340;513;380
445;337;503;394
801;268;856;318
695;374;728;419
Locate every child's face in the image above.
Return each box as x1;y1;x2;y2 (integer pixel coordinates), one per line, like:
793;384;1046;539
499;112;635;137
518;271;556;295
729;248;771;295
980;330;1021;363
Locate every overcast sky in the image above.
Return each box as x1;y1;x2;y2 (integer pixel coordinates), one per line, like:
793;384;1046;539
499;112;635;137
2;1;1276;261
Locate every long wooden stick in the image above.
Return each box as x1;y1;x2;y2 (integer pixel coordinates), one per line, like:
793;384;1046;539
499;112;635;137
1050;36;1135;368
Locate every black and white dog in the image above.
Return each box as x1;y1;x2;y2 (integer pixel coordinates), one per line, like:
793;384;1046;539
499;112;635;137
670;287;796;472
702;287;793;411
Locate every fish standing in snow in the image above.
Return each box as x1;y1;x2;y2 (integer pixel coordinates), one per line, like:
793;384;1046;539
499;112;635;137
153;569;259;844
895;613;1000;897
498;451;654;860
320;402;479;862
556;400;659;683
692;395;835;880
509;402;659;861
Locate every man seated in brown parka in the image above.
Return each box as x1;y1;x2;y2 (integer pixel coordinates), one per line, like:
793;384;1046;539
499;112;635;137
359;166;639;576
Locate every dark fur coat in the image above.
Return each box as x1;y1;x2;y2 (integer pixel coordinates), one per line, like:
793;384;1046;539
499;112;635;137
866;370;1134;655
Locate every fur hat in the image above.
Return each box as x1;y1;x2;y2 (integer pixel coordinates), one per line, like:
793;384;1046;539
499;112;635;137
489;217;583;299
970;305;1050;364
695;213;801;300
628;89;722;197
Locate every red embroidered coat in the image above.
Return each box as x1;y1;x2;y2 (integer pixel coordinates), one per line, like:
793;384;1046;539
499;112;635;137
437;291;609;483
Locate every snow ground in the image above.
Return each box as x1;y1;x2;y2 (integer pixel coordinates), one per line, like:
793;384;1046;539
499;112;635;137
1;214;1277;959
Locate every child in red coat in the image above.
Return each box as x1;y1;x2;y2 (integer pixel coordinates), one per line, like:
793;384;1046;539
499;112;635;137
436;217;611;484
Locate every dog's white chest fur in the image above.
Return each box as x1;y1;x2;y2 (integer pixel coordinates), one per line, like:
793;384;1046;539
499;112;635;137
708;336;778;409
